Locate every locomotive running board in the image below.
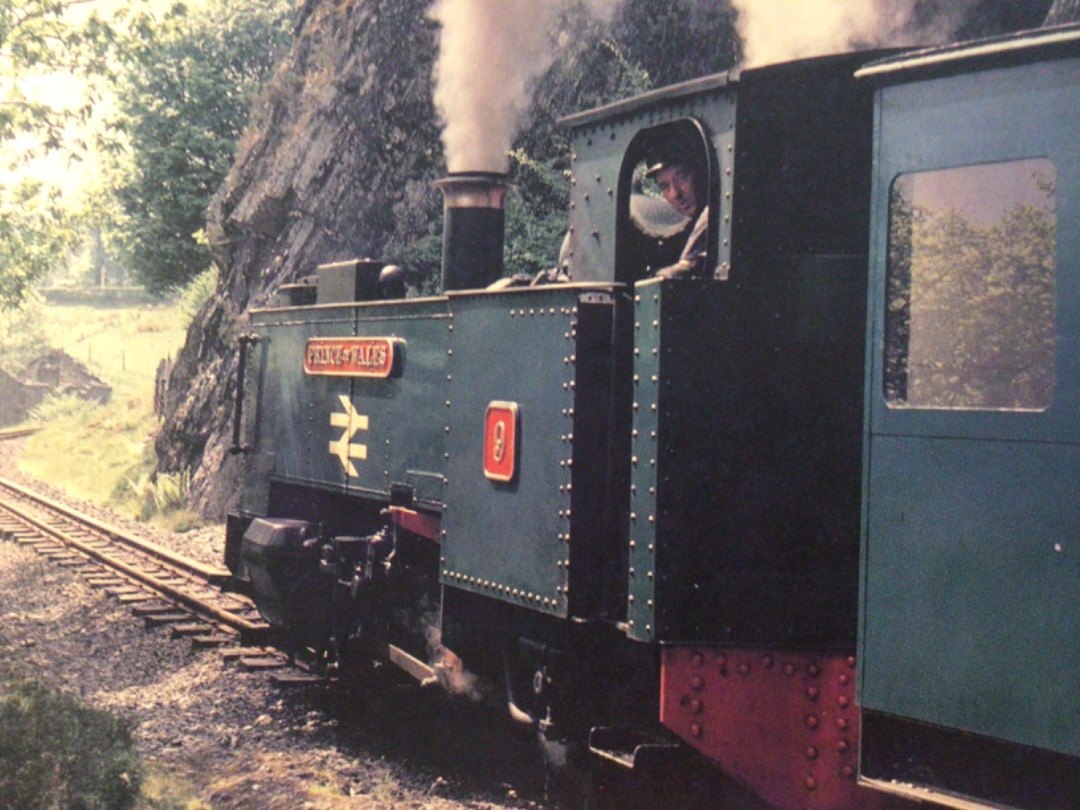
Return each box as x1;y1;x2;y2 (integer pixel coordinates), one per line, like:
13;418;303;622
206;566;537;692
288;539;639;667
387;643;436;684
588;727;683;772
859;777;1007;810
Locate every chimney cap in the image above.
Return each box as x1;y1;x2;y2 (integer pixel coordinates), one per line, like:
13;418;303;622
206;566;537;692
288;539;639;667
435;172;512;209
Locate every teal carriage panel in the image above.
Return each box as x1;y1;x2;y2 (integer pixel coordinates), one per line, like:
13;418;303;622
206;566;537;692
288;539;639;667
863;437;1080;756
245;298;450;509
441;285;623;619
860;36;1080;760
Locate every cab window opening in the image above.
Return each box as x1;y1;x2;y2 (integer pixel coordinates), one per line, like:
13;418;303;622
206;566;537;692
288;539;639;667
616;119;715;284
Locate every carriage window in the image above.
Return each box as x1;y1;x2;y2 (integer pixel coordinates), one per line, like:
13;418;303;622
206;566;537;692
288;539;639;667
884;159;1056;411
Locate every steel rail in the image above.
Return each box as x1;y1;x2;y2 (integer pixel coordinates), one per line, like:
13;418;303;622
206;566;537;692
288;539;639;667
0;482;265;639
0;475;230;583
0;425;42;441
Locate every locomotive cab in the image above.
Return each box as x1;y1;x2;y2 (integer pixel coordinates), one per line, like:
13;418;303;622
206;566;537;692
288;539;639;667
555;52;901;809
562;75;735;285
615;118;719;283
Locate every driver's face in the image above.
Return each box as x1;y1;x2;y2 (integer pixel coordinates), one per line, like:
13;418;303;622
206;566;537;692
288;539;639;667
655;164;702;219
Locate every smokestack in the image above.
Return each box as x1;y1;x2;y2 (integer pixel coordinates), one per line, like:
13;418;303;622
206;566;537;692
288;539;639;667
435;172;510;291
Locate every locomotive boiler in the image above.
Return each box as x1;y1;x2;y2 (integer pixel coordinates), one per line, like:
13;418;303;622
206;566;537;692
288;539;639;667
225;23;1080;810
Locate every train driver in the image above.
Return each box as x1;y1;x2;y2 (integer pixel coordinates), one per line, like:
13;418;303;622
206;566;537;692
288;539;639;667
647;146;709;279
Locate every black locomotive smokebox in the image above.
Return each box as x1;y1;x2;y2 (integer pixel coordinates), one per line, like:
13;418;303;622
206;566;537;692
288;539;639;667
240;517;318;630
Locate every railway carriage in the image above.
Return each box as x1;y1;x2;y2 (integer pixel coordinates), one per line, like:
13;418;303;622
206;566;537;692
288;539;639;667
224;24;1080;810
855;28;1080;808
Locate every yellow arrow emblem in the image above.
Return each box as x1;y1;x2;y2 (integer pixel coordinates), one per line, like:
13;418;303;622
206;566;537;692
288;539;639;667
329;394;368;477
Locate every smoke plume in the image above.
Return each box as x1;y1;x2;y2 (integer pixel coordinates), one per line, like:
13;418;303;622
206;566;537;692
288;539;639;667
427;0;984;170
732;0;981;67
428;0;621;173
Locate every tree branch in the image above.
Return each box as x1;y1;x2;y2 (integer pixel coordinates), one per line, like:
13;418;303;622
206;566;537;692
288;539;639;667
11;0;100;33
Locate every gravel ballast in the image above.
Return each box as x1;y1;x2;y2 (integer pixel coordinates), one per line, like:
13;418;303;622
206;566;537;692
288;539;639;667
0;438;543;809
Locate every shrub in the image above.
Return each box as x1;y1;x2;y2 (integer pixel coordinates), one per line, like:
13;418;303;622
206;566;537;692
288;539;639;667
178;266;218;327
0;680;143;810
126;468;191;521
28;391;101;426
0;293;49;374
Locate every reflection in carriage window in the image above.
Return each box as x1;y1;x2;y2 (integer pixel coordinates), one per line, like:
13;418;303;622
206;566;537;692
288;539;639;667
619;120;713;283
884;159;1056;411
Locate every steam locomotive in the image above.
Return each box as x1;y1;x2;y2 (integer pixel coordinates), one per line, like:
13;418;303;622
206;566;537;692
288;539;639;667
225;23;1080;810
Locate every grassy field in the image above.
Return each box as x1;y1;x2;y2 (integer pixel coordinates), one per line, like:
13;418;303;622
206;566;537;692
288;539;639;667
16;300;194;524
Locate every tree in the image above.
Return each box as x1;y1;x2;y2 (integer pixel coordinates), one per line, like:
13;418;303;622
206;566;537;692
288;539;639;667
0;0;92;150
0;179;76;306
0;2;98;308
614;0;740;86
98;0;292;293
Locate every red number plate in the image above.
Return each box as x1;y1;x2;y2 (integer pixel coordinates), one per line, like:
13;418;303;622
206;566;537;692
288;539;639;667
483;401;519;482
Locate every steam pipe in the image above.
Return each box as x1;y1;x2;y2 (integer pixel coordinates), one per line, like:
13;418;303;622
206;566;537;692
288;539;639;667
435;172;510;291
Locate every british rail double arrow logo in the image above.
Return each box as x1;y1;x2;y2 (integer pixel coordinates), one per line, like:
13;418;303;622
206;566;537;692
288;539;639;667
329;395;368;476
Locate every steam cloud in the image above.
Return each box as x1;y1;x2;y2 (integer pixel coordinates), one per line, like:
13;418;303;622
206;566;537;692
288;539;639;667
731;0;981;67
428;0;984;171
423;619;484;701
428;0;621;174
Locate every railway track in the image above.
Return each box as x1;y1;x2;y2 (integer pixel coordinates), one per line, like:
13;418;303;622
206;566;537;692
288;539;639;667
0;425;42;441
0;475;307;677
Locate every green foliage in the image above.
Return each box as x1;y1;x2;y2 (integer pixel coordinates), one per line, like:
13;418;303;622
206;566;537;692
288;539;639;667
0;0;87;149
597;37;653;99
0;680;142;810
178;263;217;325
96;0;293;294
614;0;741;86
0;290;47;371
27;390;98;424
56;225;129;289
504;147;571;277
396;232;444;297
126;468;191;521
0;179;77;307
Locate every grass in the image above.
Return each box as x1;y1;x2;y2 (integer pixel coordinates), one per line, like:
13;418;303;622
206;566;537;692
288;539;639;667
13;299;199;529
137;766;212;810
